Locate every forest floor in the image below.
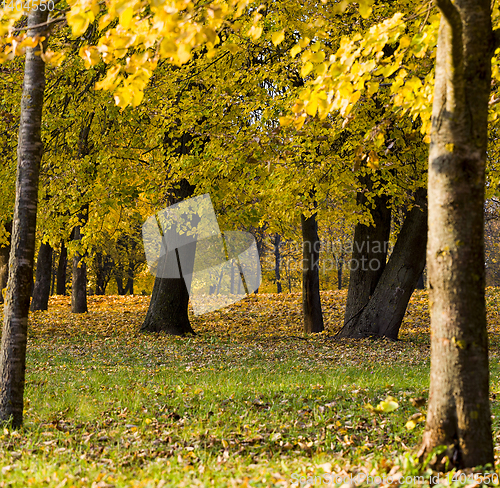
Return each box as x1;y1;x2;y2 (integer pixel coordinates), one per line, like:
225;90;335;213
0;289;499;487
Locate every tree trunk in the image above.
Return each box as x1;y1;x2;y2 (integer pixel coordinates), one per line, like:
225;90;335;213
337;255;343;290
337;189;427;339
0;221;12;305
124;275;134;295
141;179;196;335
274;233;282;293
0;7;48;427
72;223;87;313
50;253;56;296
115;274;125;295
416;272;425;289
56;241;67;296
301;213;324;333
94;251;113;295
418;0;494;469
30;241;52;312
344;181;391;327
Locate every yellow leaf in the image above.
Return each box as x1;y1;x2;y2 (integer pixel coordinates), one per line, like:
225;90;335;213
177;43;191;64
248;25;263;41
406;420;416;430
305;97;318;117
367;81;379;96
310;51;325;63
79;45;100;68
272;29;285;46
299;37;310;48
359;3;372;19
378;396;399;413
301;61;313;78
41;49;65;67
279;116;292;126
119;7;134;29
95;65;121;91
67;9;94;37
290;44;301;58
293;114;306;130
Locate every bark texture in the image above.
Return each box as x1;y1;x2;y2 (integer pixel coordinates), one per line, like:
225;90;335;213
141;179;196;335
56;242;67;296
418;0;494;469
274;233;282;293
0;221;12;305
343;183;391;327
30;241;53;312
301;213;324;333
0;8;48;427
338;189;427;339
72;224;87;313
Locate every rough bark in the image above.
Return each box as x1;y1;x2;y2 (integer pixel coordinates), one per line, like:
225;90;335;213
56;242;67;295
344;181;391;327
0;221;12;305
418;0;494;469
337;189;427;339
94;252;113;295
71;221;87;313
274;233;282;293
0;7;48;427
141;179;196;335
416;272;425;289
337;256;343;290
30;241;53;312
301;213;324;333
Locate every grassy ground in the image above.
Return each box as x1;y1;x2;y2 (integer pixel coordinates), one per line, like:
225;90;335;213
0;289;499;487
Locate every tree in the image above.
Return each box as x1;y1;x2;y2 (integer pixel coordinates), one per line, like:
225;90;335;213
0;7;49;427
418;0;494;469
301;212;324;333
141;179;196;335
56;242;67;295
0;220;12;304
30;240;53;311
342;176;391;331
338;187;427;339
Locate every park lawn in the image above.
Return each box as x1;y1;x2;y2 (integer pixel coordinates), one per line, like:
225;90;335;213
0;289;499;487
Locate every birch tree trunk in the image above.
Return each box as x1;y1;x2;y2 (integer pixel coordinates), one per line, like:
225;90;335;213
418;0;494;468
0;7;49;427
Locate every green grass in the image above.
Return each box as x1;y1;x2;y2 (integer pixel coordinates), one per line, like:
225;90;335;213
0;293;499;486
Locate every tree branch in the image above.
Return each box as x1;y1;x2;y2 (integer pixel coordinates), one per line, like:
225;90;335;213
434;0;463;71
10;14;67;32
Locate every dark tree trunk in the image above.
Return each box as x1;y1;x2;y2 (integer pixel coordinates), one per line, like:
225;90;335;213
94;252;113;295
344;182;391;327
337;189;427;339
337;255;343;290
274;233;282;293
124;275;134;295
141;179;196;335
418;0;494;469
115;274;125;295
0;7;48;427
416;272;425;289
30;241;53;312
0;221;12;305
72;222;87;313
301;213;324;333
50;254;56;296
141;255;194;335
56;241;67;296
